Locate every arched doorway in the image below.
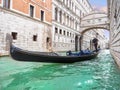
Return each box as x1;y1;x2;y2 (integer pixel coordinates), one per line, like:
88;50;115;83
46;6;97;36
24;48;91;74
46;37;51;51
80;28;110;50
75;35;78;51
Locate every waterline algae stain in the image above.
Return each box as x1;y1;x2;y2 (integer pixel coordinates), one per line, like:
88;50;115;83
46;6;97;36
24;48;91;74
0;50;120;90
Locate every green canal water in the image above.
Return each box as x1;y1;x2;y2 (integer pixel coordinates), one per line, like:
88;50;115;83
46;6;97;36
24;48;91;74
0;50;120;90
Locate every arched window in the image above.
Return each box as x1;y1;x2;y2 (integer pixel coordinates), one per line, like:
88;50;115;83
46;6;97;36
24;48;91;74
12;32;17;40
55;27;58;34
67;32;69;36
33;35;37;41
67;16;69;26
63;13;66;24
59;29;62;34
55;8;58;21
63;30;66;35
3;0;10;9
46;37;50;43
46;37;50;49
59;11;62;23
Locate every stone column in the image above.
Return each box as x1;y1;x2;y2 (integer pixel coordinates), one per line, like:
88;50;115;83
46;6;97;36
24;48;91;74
52;5;55;20
80;35;83;51
65;13;67;25
78;35;80;51
60;10;63;24
70;17;72;27
74;19;76;30
68;16;70;26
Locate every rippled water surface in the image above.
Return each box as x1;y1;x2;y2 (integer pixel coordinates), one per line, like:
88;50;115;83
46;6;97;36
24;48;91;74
0;50;120;90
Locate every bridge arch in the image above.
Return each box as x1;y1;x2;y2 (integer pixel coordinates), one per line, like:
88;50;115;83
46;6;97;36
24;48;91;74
81;26;110;34
80;11;110;34
80;28;110;50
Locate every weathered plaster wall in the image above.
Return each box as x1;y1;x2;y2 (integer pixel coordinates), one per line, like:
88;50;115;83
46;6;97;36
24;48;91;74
0;7;52;56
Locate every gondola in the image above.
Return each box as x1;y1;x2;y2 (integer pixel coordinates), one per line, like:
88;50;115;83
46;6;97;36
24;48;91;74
6;34;98;63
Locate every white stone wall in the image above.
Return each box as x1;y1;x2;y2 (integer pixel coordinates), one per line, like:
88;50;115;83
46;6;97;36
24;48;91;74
0;8;52;56
81;11;108;30
108;0;120;67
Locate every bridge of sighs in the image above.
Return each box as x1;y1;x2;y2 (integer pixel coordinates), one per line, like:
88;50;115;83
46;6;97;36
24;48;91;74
75;11;110;51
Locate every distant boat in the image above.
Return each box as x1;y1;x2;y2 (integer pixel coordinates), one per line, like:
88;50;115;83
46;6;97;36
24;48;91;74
6;34;98;63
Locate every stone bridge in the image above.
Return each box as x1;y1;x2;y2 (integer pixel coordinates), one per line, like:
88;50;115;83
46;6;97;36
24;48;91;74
75;11;110;51
80;11;110;34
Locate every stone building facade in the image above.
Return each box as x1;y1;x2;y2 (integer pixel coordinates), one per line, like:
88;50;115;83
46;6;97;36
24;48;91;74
52;0;93;51
0;0;52;56
108;0;120;67
0;0;109;56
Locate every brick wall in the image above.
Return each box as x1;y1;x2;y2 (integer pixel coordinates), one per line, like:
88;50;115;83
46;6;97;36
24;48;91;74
12;0;52;23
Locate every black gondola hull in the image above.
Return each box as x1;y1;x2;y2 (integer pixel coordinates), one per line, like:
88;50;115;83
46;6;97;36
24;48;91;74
10;45;98;63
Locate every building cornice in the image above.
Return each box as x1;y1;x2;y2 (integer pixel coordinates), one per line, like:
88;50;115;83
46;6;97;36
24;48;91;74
82;16;108;21
82;12;107;19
